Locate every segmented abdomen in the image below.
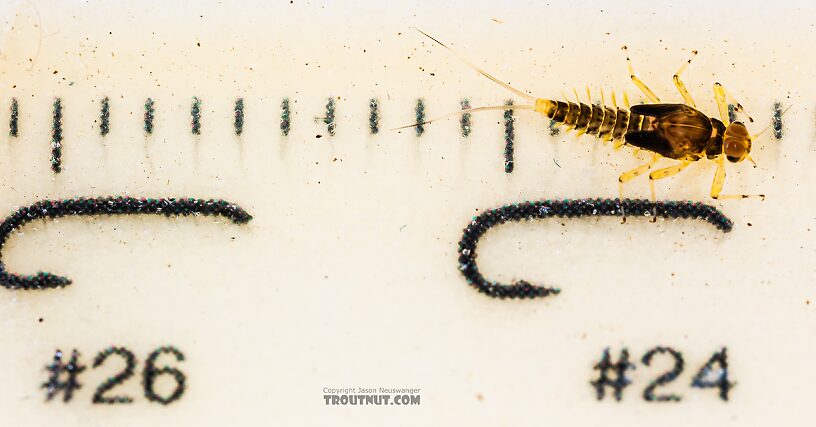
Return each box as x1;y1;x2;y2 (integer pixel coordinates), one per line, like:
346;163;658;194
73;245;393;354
535;98;644;142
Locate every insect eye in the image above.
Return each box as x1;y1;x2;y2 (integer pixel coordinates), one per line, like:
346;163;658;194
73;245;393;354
723;139;745;157
726;155;741;163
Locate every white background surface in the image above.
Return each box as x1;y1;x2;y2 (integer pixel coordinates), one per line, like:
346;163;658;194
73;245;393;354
0;0;814;425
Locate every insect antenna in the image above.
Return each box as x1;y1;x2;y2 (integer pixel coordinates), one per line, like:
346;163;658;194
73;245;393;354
752;104;793;141
391;104;534;131
413;27;536;102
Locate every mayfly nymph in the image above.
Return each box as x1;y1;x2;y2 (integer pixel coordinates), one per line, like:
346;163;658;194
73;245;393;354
402;28;788;202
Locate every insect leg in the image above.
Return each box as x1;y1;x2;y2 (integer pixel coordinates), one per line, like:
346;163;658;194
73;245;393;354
713;83;753;123
619;154;661;190
618;153;661;222
710;156;766;200
673;50;698;107
621;45;661;103
713;83;730;123
648;160;692;202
